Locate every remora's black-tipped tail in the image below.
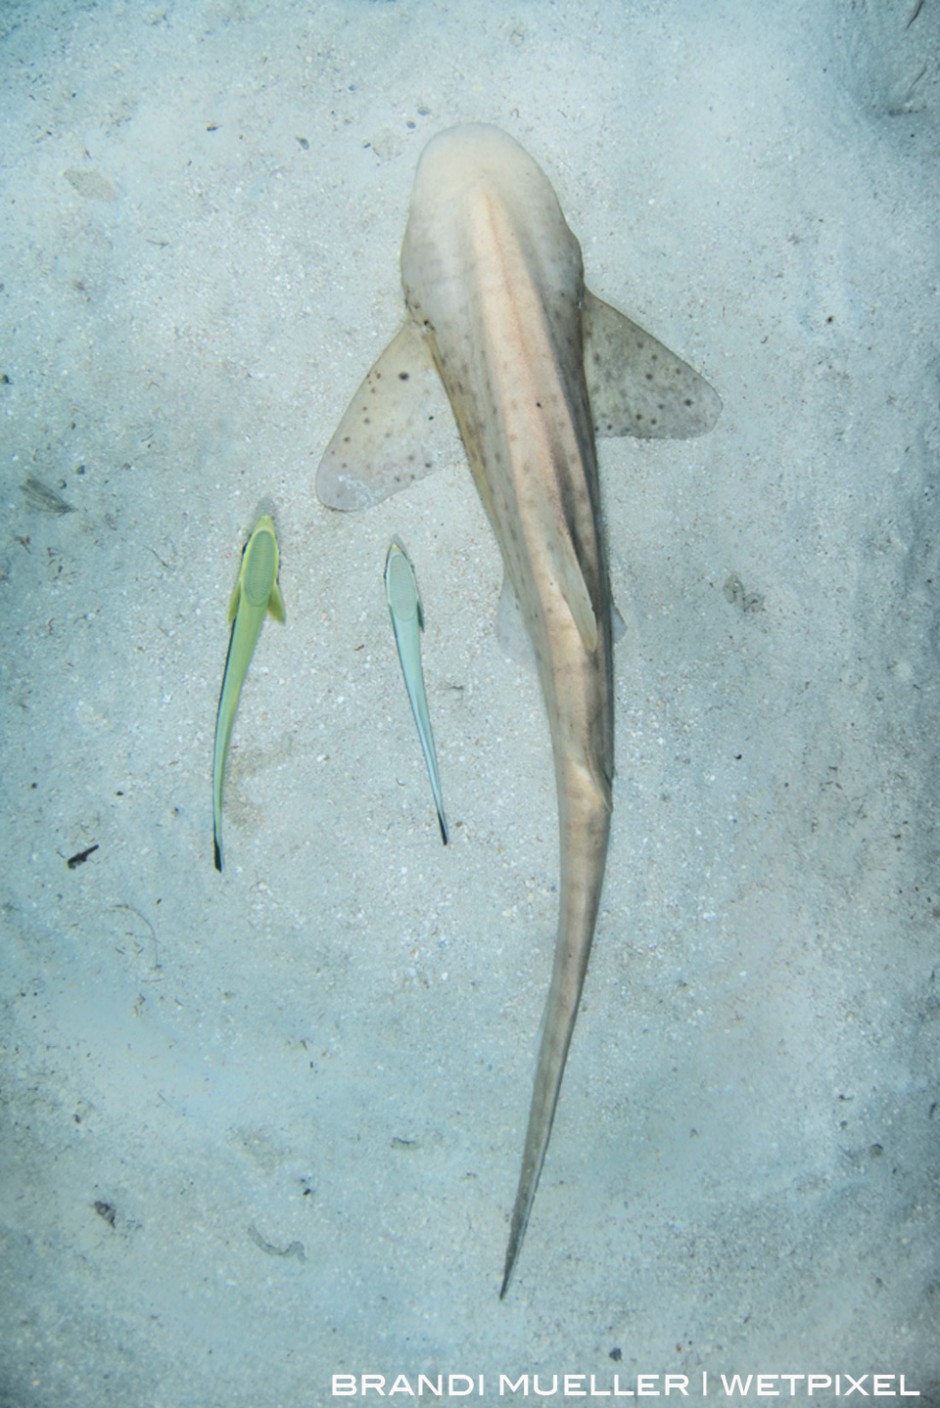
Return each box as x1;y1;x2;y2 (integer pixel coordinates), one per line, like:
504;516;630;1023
437;809;449;845
213;834;223;872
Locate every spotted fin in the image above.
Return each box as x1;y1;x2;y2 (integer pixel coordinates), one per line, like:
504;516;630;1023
583;289;722;440
316;321;456;510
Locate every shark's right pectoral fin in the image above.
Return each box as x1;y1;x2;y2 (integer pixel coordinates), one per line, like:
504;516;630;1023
316;321;459;511
582;289;722;441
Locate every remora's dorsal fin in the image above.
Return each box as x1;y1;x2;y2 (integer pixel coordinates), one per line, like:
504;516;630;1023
316;320;457;511
582;289;722;440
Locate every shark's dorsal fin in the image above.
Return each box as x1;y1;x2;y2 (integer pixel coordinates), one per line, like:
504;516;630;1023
498;575;624;667
582;289;722;441
548;525;599;652
316;321;458;510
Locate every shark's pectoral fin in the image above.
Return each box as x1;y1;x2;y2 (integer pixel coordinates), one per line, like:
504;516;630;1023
582;289;722;441
316;321;459;511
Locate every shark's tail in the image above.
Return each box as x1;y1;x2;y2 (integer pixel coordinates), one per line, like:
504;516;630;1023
500;782;611;1297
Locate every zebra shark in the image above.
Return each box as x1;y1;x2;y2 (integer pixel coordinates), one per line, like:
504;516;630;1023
316;123;721;1295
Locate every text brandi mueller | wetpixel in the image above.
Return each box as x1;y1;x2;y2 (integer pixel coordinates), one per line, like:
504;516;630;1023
331;1370;922;1399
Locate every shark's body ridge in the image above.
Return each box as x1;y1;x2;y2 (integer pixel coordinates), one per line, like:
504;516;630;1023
316;124;720;1293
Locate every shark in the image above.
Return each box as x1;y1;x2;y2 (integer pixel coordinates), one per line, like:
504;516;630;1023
315;123;721;1294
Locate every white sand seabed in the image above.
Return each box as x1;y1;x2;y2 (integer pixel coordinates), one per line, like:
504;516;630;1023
1;0;937;1404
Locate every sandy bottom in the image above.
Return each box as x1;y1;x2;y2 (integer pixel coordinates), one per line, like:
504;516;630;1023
1;1;938;1405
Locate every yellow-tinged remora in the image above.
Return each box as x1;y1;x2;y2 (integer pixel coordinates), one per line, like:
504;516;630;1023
316;124;721;1294
212;514;285;872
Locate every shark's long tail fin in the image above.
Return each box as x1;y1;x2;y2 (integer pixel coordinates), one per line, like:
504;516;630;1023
500;782;611;1297
500;972;579;1297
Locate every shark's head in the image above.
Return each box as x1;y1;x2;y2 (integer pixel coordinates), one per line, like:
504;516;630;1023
402;124;582;331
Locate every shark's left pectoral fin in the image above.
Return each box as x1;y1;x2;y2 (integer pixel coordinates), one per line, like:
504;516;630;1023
316;320;458;511
582;289;722;441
